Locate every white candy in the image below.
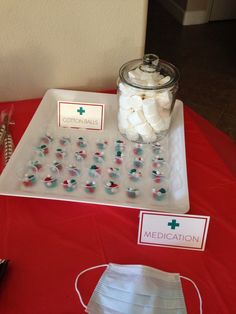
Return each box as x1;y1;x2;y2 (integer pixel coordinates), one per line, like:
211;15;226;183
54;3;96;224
128;110;146;126
126;128;139;141
156;91;172;110
118;108;132;119
142;131;157;143
144;113;159;125
142;98;158;116
119;95;133;110
130;95;143;111
152;116;170;132
157;75;171;85
135;122;153;136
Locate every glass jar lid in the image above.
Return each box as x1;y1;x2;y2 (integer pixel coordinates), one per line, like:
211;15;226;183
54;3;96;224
119;54;179;90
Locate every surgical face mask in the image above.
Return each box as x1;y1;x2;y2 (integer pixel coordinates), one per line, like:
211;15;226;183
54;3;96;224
75;263;202;314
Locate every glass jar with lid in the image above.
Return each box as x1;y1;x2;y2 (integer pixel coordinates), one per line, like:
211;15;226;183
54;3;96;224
117;54;179;143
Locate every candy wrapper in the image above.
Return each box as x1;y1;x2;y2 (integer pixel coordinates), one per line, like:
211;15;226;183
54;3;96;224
0;106;15;167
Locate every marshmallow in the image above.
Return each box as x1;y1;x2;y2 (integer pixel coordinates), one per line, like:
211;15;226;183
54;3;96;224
142;131;157;143
156;91;172;110
128;110;146;126
158;75;171;85
119;95;133;110
130;95;143;111
126;128;140;141
135;122;153;136
144;113;160;125
118;108;132;119
142;98;158;117
152;116;170;132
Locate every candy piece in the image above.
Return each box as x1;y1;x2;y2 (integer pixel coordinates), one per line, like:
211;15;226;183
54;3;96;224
41;134;54;144
114;140;125;152
93;152;105;163
67;165;81;177
36;144;49;156
22;173;37;187
156;91;172;110
128;168;142;182
96;140;108;150
114;151;124;165
152;142;161;154
43;175;58;188
142;98;158;117
152;156;165;168
133;143;143;156
50;161;63;172
152;187;167;201
133;157;144;168
55;148;67;159
76;137;87;148
89;164;101;177
119;95;133;110
75;150;87;161
128;110;146;126
107;167;120;178
104;180;119;195
62;179;77;192
130;95;143;111
30;160;42;171
151;169;164;183
59;136;71;146
126;187;140;198
84;181;96;193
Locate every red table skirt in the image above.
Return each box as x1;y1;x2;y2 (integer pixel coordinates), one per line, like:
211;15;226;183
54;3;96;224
0;95;235;314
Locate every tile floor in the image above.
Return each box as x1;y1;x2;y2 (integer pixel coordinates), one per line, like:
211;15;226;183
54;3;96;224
145;0;236;142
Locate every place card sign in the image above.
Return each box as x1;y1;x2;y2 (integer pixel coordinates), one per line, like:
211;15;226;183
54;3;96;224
138;211;210;251
58;101;105;130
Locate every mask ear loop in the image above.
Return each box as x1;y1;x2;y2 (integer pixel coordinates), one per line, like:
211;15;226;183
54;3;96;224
180;275;203;314
75;264;109;309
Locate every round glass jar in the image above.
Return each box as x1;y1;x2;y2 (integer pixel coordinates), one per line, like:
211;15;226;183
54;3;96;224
117;54;179;143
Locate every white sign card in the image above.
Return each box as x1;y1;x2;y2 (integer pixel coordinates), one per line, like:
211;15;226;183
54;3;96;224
58;101;105;130
138;211;210;251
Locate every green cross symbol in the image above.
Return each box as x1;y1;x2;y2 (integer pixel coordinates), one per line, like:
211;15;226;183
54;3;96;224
77;107;85;115
168;219;180;230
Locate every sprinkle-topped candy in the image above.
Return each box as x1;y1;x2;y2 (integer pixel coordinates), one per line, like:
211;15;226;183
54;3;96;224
41;134;54;144
128;168;142;182
77;137;87;148
115;140;125;152
151;142;161;154
43;175;58;188
133;157;144;168
55;148;67;159
152;187;167;201
151;169;164;183
114;151;124;164
75;150;87;161
22;173;37;187
93;152;105;163
50;161;63;172
133;143;143;156
152;155;165;168
30;160;42;171
96;140;108;150
67;165;81;177
36;144;49;157
84;181;96;193
104;180;119;194
126;187;140;198
89;164;101;177
62;179;77;192
107;167;120;178
59;136;71;146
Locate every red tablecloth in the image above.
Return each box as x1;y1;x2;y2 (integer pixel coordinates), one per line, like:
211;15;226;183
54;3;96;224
0;95;235;314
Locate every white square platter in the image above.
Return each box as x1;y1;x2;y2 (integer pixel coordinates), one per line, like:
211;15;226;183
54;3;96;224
0;89;189;213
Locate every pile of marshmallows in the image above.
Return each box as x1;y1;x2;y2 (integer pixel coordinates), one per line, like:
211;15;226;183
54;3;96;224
118;67;173;143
